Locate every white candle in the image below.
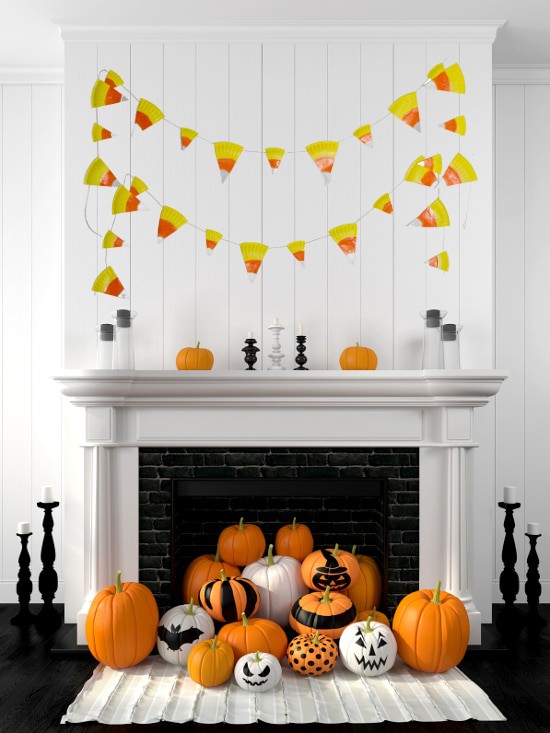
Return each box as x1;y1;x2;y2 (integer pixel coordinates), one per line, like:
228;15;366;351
527;522;541;535
247;331;254;339
298;323;304;336
41;485;55;503
502;485;516;504
17;521;31;534
272;317;280;325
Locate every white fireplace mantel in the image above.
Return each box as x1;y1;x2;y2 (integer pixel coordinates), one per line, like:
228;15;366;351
55;369;507;645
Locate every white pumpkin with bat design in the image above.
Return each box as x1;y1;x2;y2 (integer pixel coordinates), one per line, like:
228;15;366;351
339;614;397;677
157;598;215;666
234;650;282;692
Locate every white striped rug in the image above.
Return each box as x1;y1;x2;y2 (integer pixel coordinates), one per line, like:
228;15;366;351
61;656;505;725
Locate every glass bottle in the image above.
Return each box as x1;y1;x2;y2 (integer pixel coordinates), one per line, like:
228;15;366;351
112;309;136;369
442;323;463;369
96;324;114;369
420;309;446;369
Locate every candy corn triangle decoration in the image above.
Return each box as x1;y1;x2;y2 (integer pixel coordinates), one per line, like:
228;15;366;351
83;157;120;187
180;127;198;150
388;91;420;131
240;242;269;278
92;266;124;297
102;230;124;249
265;147;285;172
130;176;148;197
373;192;393;214
443;153;478;186
428;250;450;272
205;229;223;252
287;240;306;262
427;63;466;94
214;142;244;182
112;186;147;214
440;115;467;136
329;223;358;260
91;79;126;108
91;123;113;142
404;156;438;187
353;124;373;147
408;198;450;228
306;141;339;183
419;154;442;173
134;98;165;132
103;69;124;88
158;206;187;243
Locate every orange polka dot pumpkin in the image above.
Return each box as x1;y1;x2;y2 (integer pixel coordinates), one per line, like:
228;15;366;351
286;631;338;676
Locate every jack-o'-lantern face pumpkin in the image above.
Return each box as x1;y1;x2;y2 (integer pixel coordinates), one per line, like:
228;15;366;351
312;548;351;591
234;651;282;693
339;618;397;677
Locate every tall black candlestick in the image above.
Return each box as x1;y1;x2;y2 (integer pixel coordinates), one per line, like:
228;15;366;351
525;533;547;628
11;532;34;627
242;338;260;370
496;501;523;636
294;335;308;370
34;501;62;631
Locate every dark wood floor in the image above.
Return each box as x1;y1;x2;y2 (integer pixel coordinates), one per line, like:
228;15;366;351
1;604;549;732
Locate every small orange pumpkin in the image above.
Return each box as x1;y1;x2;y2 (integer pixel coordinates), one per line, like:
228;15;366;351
199;569;260;623
85;570;159;669
218;611;288;662
356;608;390;626
218;517;266;566
392;580;469;673
275;517;314;563
301;544;360;592
286;630;338;676
289;586;356;639
176;341;214;370
340;342;378;370
187;635;234;687
182;546;239;604
342;546;381;612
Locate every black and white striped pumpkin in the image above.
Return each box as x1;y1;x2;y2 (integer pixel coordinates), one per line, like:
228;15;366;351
199;569;260;623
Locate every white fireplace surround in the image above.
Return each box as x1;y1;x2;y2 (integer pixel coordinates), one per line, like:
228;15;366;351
55;369;506;645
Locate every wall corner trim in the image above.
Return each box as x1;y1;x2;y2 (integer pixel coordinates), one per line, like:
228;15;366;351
493;64;550;85
0;66;63;84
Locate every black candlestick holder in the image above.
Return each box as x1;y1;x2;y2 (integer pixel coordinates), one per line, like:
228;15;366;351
525;532;547;629
294;335;308;370
496;501;523;635
242;338;260;370
11;532;34;627
34;501;62;631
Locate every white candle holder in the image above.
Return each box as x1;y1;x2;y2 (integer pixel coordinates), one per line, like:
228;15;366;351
267;323;285;370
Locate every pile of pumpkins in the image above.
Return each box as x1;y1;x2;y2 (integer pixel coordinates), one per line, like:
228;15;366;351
86;517;469;692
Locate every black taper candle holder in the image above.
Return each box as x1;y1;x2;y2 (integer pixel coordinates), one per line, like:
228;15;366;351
496;501;523;635
34;501;62;631
525;533;547;628
11;532;34;627
294;335;308;370
242;338;260;370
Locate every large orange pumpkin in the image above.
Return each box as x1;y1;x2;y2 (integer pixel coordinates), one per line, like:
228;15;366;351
182;547;239;604
301;544;360;592
218;611;288;662
187;635;234;687
275;517;314;563
199;569;260;623
339;342;378;370
289;586;356;639
218;517;266;566
176;341;214;370
343;547;381;612
392;580;469;673
85;570;159;668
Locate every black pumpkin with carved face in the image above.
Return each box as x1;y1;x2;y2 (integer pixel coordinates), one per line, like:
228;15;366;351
339;618;398;677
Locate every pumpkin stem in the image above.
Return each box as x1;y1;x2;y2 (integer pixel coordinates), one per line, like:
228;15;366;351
220;568;228;582
311;631;321;645
211;635;218;650
351;545;357;556
356;342;360;347
196;341;200;348
186;597;195;615
267;544;275;566
241;612;250;627
321;586;332;604
238;517;245;530
115;570;123;594
214;546;220;563
332;543;340;557
431;579;442;605
291;517;297;530
253;651;262;663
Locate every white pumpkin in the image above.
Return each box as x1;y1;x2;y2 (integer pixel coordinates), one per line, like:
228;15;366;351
242;544;308;627
234;651;282;692
339;617;397;677
157;598;215;666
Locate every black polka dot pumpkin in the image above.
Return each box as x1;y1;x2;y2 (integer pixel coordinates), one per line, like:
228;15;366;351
286;630;338;676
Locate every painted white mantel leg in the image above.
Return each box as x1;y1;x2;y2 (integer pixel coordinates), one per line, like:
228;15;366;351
420;446;480;645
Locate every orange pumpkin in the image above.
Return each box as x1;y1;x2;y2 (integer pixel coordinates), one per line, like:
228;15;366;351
357;608;390;626
343;547;381;612
199;569;260;622
182;546;239;604
339;342;378;370
218;611;288;662
218;517;266;566
176;341;214;370
187;635;234;687
286;630;338;676
275;517;314;563
85;570;159;669
289;586;356;639
301;544;360;592
392;580;469;673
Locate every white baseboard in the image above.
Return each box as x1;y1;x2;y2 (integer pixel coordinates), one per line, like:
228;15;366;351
492;580;550;604
0;580;64;604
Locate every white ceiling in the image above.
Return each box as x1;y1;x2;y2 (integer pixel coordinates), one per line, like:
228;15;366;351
1;0;550;71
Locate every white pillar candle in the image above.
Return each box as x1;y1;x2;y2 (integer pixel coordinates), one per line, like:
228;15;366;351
527;522;541;535
41;485;55;503
247;331;254;339
502;485;516;504
298;323;304;336
272;317;280;325
17;521;31;534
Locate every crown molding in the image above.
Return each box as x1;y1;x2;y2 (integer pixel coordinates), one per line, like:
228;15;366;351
0;66;63;84
493;64;550;85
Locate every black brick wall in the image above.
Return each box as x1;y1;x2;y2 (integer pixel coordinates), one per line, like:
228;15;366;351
139;447;419;616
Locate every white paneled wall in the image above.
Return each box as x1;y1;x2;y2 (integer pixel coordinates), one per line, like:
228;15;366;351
0;83;63;602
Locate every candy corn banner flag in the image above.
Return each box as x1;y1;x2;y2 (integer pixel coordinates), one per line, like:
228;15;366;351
92;266;125;297
104;69;124;88
92;123;113;142
408;198;450;228
373;192;393;214
427;63;466;94
205;229;223;251
419;154;442;173
428;250;450;272
388;91;420;131
354;124;373;147
265;147;285;171
329;223;357;259
112;186;146;214
404;156;438;187
135;98;165;132
306;140;339;183
180;128;198;150
443;153;478;186
158;206;187;242
130;176;148;197
91;79;126;108
441;115;467;136
214;142;244;182
83;157;120;187
102;230;124;249
287;240;306;262
240;242;269;276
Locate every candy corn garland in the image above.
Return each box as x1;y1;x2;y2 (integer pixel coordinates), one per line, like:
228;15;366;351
408;198;450;228
102;230;124;249
306;140;339;183
329;223;358;260
240;242;269;277
92;266;125;297
388;91;420;131
287;240;306;262
373;193;393;214
214;141;244;182
134;98;165;132
265;147;285;171
205;229;223;252
428;251;450;272
442;153;478;186
440;115;467;136
83;157;120;187
158;206;188;242
91;123;113;142
112;185;146;214
426;63;466;94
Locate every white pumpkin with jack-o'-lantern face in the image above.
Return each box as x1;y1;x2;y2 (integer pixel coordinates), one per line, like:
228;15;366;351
234;650;282;692
339;615;397;677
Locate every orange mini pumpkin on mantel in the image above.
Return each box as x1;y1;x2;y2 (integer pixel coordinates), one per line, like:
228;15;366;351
176;341;214;370
340;342;378;370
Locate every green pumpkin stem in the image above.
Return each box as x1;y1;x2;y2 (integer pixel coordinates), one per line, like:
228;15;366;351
220;568;228;582
253;651;262;663
115;570;123;594
356;342;360;347
291;517;297;530
186;597;195;615
312;631;321;645
214;546;220;563
267;544;275;566
211;635;218;650
332;543;340;557
431;579;442;605
241;612;250;627
363;608;377;633
238;517;245;530
351;545;357;556
196;341;200;349
321;586;332;604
